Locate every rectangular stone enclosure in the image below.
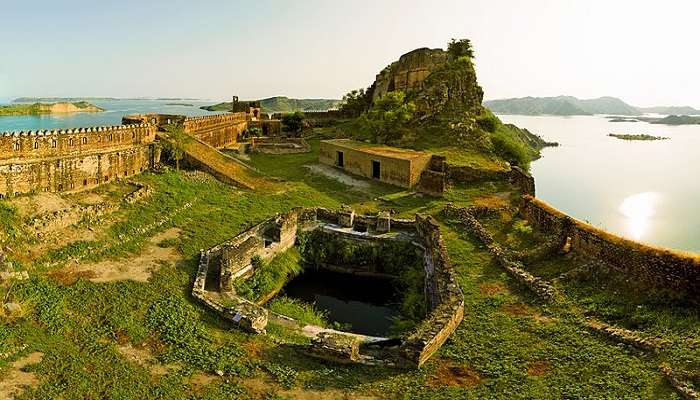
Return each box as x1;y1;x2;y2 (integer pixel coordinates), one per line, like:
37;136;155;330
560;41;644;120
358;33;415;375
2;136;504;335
319;139;432;188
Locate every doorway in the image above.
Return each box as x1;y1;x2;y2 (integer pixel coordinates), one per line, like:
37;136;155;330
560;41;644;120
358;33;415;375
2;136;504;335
372;160;381;179
336;151;344;167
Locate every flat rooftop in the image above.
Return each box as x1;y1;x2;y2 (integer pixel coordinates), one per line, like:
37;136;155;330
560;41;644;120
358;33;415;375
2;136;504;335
322;139;430;160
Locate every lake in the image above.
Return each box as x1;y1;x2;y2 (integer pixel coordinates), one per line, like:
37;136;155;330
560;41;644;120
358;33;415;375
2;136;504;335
0;99;224;132
499;114;700;253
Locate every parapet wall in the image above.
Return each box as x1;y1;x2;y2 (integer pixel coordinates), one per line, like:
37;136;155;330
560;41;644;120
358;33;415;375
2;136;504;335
183;113;248;148
0;124;159;197
522;196;700;297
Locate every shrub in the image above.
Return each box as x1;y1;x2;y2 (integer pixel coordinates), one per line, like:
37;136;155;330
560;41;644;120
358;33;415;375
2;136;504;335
491;129;530;168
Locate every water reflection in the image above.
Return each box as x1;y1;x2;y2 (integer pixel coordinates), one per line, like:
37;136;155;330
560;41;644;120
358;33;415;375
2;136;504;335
618;192;660;241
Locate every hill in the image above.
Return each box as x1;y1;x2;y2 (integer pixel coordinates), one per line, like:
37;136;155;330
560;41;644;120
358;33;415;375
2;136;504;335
484;96;641;116
0;101;104;116
339;40;556;171
201;97;341;113
638;106;700;115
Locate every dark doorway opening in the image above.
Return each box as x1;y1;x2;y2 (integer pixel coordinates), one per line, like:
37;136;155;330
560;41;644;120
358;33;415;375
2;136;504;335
336;151;344;167
372;160;381;179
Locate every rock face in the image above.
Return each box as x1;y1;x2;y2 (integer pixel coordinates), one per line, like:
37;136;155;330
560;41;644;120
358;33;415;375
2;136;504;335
371;47;484;117
372;48;447;101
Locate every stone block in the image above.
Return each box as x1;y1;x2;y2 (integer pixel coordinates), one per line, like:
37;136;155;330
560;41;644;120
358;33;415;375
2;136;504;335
338;206;355;228
377;211;391;233
307;332;360;363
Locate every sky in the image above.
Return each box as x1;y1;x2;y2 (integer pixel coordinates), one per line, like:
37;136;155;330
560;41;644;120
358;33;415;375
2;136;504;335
1;0;698;107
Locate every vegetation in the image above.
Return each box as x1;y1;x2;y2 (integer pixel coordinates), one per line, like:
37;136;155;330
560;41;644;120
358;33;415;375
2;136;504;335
447;38;475;59
267;296;328;327
608;133;669;141
281;111;306;135
650;115;700;125
361;91;416;145
234;249;304;302
339;87;373;117
161;124;190;170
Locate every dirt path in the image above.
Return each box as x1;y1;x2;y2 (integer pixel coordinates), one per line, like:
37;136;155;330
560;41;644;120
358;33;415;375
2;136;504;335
0;352;44;399
304;164;370;189
54;228;182;283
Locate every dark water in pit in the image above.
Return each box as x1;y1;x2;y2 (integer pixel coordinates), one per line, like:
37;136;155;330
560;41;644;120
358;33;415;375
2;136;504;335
281;269;400;337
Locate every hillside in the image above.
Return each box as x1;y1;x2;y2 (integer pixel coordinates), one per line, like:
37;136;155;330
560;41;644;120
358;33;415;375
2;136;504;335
639;106;700;115
201;97;341;113
0;101;104;116
484;96;641;116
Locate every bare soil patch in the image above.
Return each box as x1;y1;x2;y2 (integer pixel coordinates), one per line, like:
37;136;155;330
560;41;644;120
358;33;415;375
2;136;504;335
10;193;70;217
57;228;182;283
479;282;508;296
473;192;512;209
0;352;44;399
428;359;482;388
501;303;557;324
241;376;379;400
527;360;550;377
304;164;370;189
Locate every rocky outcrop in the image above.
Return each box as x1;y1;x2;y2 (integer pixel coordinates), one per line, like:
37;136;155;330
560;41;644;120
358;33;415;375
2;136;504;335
373;48;448;101
371;47;484;117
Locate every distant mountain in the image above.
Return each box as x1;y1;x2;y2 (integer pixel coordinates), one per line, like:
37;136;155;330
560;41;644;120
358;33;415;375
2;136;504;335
638;106;700;115
484;96;641;116
201;96;341;113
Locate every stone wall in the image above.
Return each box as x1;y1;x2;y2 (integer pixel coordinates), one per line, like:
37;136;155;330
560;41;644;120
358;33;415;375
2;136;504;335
417;155;447;196
0;124;159;197
509;166;535;196
183;113;248;148
398;214;464;368
522;196;700;298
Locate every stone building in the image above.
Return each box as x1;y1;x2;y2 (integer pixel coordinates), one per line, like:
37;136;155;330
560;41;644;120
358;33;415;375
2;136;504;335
319;139;432;188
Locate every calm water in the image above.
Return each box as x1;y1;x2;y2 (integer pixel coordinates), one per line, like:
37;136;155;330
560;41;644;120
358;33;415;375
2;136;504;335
499;114;700;253
0;99;224;132
282;269;399;336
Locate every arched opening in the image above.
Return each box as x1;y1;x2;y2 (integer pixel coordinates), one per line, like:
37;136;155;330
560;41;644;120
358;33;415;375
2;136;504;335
52;139;57;148
34;141;39;149
82;137;87;144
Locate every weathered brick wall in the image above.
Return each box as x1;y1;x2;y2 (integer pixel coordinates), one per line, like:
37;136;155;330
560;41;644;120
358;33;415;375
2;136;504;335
0;125;158;197
522;196;700;297
183;113;248;148
509;166;535;195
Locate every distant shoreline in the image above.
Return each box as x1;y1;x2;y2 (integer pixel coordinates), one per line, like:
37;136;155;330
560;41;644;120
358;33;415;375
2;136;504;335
0;102;104;116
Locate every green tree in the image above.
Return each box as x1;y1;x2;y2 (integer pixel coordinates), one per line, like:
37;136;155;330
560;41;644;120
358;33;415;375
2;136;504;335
162;124;190;170
447;38;475;59
281;112;305;135
364;91;415;144
340;87;373;117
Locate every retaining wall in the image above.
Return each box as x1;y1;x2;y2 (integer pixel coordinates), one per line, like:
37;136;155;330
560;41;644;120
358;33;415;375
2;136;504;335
522;196;700;297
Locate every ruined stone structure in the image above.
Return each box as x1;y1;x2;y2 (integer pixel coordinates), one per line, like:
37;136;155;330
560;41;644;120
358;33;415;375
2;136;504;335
319;139;433;188
182;114;248;148
193;207;464;368
521;196;700;298
0;124;159;197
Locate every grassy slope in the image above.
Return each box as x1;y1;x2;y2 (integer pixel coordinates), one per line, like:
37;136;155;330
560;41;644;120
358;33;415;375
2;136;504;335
201;97;341;113
0;136;695;398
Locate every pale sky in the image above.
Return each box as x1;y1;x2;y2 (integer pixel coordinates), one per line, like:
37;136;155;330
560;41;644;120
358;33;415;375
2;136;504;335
1;0;698;107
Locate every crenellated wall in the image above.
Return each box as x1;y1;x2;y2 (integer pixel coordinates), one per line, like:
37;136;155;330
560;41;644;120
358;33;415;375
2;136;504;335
521;196;700;298
0;124;159;197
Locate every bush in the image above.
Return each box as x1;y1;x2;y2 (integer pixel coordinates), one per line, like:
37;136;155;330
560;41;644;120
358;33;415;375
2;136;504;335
491;129;530;168
476;113;499;133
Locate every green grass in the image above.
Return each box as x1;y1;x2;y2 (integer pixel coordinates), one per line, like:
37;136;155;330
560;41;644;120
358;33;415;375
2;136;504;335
0;134;695;398
267;296;328;327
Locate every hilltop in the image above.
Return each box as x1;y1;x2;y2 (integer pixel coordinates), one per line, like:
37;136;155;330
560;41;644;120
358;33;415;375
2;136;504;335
337;41;556;171
0;101;104;116
201;96;341;113
484;96;700;116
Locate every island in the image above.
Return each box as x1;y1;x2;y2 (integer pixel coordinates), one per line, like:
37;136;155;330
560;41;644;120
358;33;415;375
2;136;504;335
608;133;669;141
0;102;104;116
165;103;195;107
608;117;639;122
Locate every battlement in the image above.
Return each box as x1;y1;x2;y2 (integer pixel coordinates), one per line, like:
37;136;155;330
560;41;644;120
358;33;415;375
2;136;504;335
0;123;152;137
183;112;247;123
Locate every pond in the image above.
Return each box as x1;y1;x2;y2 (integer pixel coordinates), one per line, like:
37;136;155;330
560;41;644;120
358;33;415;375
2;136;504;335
281;269;400;337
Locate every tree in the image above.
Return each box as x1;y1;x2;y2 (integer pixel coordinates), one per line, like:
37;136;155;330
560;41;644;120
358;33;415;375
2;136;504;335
162;124;190;170
281;112;305;135
447;38;474;59
363;91;415;144
340;87;373;117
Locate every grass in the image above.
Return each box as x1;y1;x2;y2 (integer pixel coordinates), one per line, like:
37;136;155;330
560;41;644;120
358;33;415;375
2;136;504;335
0;131;695;398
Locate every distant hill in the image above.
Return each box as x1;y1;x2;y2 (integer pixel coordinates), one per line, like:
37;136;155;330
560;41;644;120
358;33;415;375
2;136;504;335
649;115;700;125
638;106;700;115
0;102;104;116
484;96;641;116
201;96;341;113
485;96;700;117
